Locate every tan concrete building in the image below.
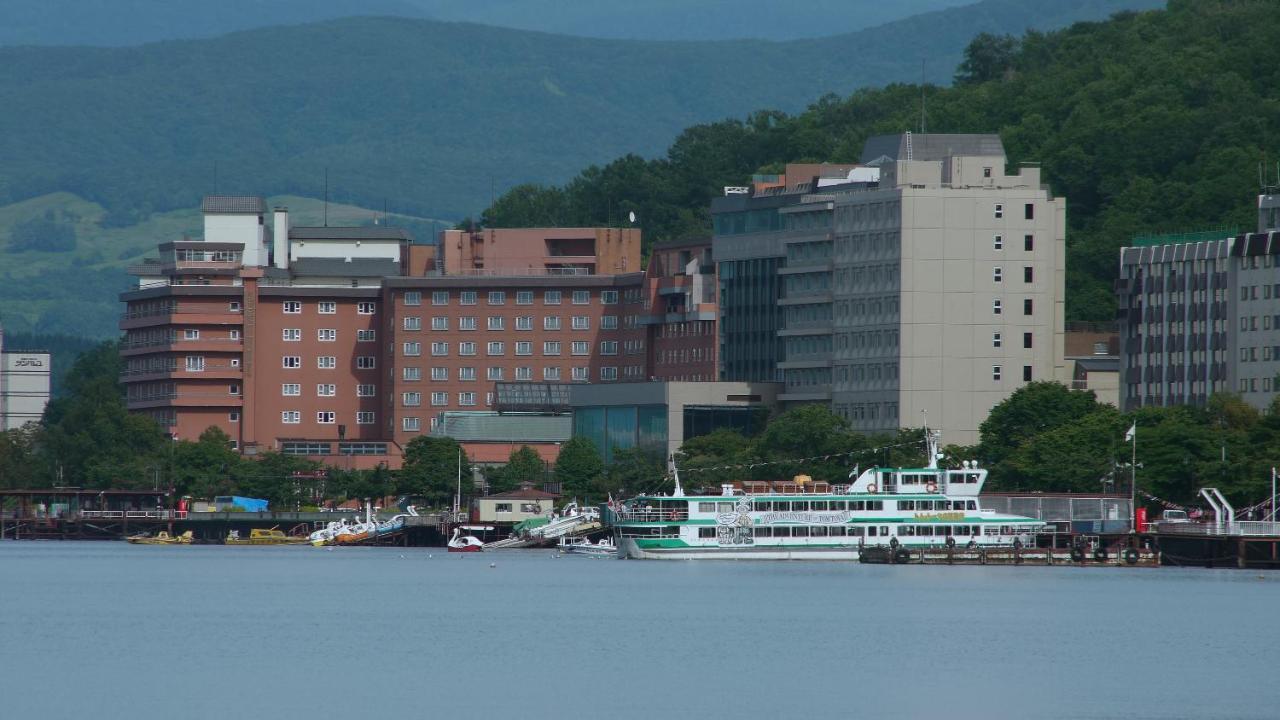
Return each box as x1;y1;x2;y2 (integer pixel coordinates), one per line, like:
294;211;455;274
474;486;559;523
439;227;641;276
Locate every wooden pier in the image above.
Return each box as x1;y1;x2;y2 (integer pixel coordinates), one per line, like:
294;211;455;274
859;543;1159;567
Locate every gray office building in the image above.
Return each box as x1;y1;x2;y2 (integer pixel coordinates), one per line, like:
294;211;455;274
1117;197;1280;411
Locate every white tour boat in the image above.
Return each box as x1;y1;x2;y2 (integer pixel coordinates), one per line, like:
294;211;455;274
609;432;1046;560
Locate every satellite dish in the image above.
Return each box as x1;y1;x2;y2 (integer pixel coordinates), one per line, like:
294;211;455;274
628;211;637;224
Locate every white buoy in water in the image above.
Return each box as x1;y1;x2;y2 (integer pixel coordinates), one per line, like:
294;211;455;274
489;562;496;568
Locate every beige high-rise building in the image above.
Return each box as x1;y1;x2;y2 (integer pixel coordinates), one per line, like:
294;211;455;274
772;134;1068;446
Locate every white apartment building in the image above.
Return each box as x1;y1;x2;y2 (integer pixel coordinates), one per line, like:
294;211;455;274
0;324;51;431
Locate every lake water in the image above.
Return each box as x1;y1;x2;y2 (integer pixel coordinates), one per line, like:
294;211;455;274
0;542;1276;719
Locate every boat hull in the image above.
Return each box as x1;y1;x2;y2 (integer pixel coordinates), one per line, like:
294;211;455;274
618;537;860;560
447;545;482;553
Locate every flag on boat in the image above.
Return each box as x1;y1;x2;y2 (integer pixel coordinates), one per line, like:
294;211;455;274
847;465;860;478
1124;422;1136;442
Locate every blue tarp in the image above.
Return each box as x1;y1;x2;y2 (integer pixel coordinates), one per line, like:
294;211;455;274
214;495;269;512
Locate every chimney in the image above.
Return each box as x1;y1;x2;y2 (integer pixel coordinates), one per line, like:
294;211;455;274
273;206;289;270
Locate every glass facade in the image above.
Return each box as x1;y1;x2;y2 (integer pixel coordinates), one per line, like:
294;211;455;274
682;405;765;441
573;405;668;464
718;257;784;382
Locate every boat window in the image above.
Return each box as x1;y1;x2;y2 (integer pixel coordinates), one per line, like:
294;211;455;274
811;526;828;537
754;527;772;537
792;527;809;537
967;500;977;510
900;500;914;511
753;500;769;511
918;526;932;536
880;526;889;536
717;502;734;513
850;500;864;511
698;527;716;538
830;526;846;536
868;501;883;511
811;501;828;511
697;502;716;513
774;526;792;537
848;526;864;537
1000;526;1013;535
899;526;915;536
831;501;847;511
867;526;877;537
937;526;950;536
792;501;809;512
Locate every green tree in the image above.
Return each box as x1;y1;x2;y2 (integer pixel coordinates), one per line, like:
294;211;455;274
954;32;1019;85
675;428;756;490
489;445;545;494
398;436;468;508
0;423;43;489
232;451;321;510
604;446;666;498
756;405;863;482
978;382;1104;478
554;437;605;502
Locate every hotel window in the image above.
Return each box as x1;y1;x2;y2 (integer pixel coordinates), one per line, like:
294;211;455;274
357;384;376;396
488;291;505;305
431;316;448;331
601;290;619;304
600;341;619;355
543;367;561;381
572;367;589;381
544;316;561;330
404;316;422;331
357;301;376;315
283;328;301;341
460;291;477;305
516;367;533;381
318;301;337;314
1024;235;1034;252
184;329;200;340
993;333;1002;348
487;367;504;381
282;411;301;424
516;316;533;330
544;290;561;305
571;341;589;355
282;383;301;396
404;291;422;306
431;367;448;381
230;329;242;340
1024;203;1034;220
992;365;1002;381
317;383;336;397
1023;365;1032;382
488;316;505;331
459;317;477;331
600;366;618;381
993;267;1002;282
403;367;421;381
356;411;375;425
516;341;533;356
229;411;240;423
983;167;992;178
402;417;420;432
317;356;336;369
486;392;494;407
994;204;1003;219
318;329;337;342
993;235;1003;250
1024;267;1034;283
572;290;590;305
544;341;561;355
403;392;422;407
357;329;376;342
356;356;376;369
487;341;504;356
1023;299;1033;315
317;411;336;424
229;301;242;313
282;356;302;369
571;316;590;330
283;301;302;314
1023;332;1032;349
432;291;448;306
516;291;533;305
993;300;1002;315
432;342;450;356
460;342;477;356
459;367;476;381
403;342;422;357
601;315;618;330
431;392;448;406
459;392;477;406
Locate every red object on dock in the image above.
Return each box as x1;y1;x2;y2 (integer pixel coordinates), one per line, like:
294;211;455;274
1135;507;1148;533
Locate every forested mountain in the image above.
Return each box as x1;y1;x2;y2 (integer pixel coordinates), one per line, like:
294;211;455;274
2;0;973;46
0;0;1157;226
480;0;1277;322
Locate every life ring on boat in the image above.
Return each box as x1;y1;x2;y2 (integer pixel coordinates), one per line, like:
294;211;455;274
893;548;911;564
945;536;956;549
926;483;938;494
867;483;877;494
1093;547;1109;562
1070;546;1086;563
1123;548;1139;565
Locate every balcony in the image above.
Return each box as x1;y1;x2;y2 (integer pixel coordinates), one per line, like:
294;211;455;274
126;391;245;409
120;336;243;356
119;361;242;382
120;305;244;330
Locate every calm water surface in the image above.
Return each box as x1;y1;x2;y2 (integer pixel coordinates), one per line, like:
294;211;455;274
0;541;1276;719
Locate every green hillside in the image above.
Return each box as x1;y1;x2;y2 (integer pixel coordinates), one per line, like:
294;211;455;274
0;193;442;338
0;0;1158;227
481;0;1276;322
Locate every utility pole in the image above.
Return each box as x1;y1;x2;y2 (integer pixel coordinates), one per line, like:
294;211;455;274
454;447;461;516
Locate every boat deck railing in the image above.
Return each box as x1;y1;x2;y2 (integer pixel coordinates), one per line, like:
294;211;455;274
613;509;690;523
80;510;189;520
1156;520;1280;537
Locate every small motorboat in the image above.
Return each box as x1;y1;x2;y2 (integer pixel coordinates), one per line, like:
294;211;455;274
557;535;617;558
447;527;485;552
126;530;193;545
225;528;308;545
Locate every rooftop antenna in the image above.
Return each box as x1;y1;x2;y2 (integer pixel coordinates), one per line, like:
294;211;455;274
323;167;329;227
920;58;927;135
213;161;218;195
